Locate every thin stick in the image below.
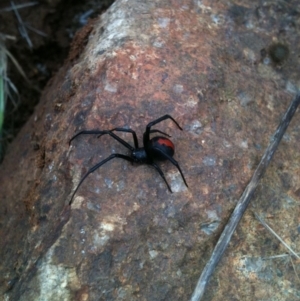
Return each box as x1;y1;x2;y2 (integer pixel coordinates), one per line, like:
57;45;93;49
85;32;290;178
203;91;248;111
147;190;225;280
190;92;300;301
290;257;300;282
11;1;33;48
254;212;300;260
261;253;300;260
0;2;38;12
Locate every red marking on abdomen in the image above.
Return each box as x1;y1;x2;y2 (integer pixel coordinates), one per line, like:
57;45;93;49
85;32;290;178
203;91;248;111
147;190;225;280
157;138;174;149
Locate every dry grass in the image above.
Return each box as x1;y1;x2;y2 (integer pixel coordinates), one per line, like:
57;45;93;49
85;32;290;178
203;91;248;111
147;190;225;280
0;34;29;160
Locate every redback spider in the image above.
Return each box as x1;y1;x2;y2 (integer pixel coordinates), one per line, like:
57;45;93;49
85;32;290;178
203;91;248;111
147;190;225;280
69;114;188;205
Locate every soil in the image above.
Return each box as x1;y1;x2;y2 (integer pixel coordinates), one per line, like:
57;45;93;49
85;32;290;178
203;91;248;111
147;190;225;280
0;0;115;160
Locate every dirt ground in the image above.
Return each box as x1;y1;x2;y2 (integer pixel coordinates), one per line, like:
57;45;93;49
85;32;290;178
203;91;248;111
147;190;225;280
0;0;114;160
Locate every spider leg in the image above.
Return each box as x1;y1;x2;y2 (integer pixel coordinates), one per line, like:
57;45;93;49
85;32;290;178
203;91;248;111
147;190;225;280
98;131;135;151
143;114;182;146
149;129;171;137
152;147;188;188
97;128;171;148
69;130;105;145
69;153;134;205
70;130;134;151
98;128;139;148
150;162;172;192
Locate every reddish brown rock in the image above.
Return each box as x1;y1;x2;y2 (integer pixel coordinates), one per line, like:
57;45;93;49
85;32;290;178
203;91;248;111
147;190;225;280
1;0;299;300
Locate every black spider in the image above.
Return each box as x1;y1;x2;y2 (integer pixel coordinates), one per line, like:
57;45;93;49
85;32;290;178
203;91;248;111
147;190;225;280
69;114;188;205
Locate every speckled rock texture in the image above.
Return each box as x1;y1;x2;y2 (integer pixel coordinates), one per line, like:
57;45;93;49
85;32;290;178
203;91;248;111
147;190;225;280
0;0;300;300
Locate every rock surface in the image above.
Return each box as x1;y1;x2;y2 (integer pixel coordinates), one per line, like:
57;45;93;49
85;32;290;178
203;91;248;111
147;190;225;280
0;0;299;300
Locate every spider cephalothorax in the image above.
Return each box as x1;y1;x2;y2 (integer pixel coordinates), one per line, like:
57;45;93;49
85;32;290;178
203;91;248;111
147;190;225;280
69;114;188;205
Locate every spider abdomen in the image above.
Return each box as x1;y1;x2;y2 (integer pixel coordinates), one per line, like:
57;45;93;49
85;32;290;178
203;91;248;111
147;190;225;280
149;136;175;160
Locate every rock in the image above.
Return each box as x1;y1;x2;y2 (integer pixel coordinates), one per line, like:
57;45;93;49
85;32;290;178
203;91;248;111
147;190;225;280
1;0;299;300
